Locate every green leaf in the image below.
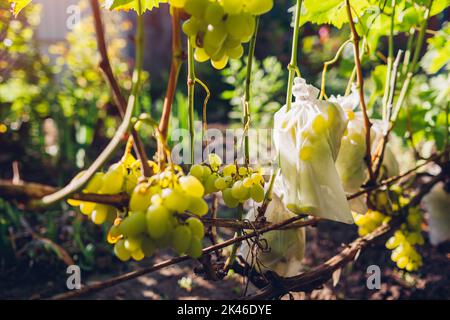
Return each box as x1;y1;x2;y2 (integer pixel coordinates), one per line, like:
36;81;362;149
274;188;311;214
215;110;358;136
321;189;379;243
421;23;450;74
104;0;167;15
8;0;32;16
430;0;450;17
300;0;371;29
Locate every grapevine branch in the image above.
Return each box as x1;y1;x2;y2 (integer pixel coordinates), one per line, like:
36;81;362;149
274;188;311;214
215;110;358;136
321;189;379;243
285;0;303;111
346;0;374;183
90;0;152;177
158;7;183;141
49;215;307;300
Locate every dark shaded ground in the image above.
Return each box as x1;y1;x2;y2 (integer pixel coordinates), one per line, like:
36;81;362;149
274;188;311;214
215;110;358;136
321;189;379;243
1;219;448;300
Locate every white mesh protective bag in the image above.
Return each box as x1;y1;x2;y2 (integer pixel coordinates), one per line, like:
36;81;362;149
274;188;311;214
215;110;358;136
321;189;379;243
422;182;450;246
330;90;399;214
239;179;306;277
273;77;353;224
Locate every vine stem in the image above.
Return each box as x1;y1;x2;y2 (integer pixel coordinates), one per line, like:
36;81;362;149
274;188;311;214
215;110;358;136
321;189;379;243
381;0;396;121
345;0;374;184
90;0;151;178
243;16;259;165
187;38;195;165
319;39;352;100
158;8;183;145
286;0;303;111
31;9;145;208
393;0;433;117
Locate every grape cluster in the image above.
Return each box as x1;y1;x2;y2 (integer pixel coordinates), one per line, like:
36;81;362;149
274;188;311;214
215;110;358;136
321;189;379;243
174;0;273;69
385;207;424;271
189;154;266;208
354;209;390;236
354;191;424;272
67;153;146;225
109;167;208;261
68;154;208;261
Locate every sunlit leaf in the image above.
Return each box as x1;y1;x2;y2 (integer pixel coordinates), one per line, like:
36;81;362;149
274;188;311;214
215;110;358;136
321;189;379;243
104;0;167;15
300;0;371;29
8;0;32;16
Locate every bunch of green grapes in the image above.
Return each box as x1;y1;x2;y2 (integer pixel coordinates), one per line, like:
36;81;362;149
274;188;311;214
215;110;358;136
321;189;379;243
385;207;424;271
109;166;207;261
354;209;391;236
173;0;273;69
355;190;424;272
67;153;147;225
188;153;266;208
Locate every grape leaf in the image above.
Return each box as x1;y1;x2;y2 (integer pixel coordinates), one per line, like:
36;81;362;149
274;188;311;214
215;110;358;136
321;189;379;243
8;0;32;16
430;0;450;17
421;23;450;74
104;0;167;15
300;0;371;29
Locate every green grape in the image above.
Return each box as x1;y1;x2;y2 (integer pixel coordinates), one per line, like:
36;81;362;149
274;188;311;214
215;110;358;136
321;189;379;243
141;235;157;256
245;0;274;15
187;196;209;216
129;184;152;212
84;172;104;193
119;211;147;237
170;0;186;8
184;0;208;18
205;173;219;194
146;204;171;239
187;236;203;258
194;48;209;62
109;224;121;238
250;183;265;202
80;201;96;215
189;164;204;180
182;18;200;37
205;2;225;25
223;37;240;49
225;14;254;40
91;204;109;225
211;55;229;70
221;0;243;14
67;198;82;207
238;166;248;176
214;177;228;190
226;44;244;59
231;180;248;200
162;188;190;213
207;153;222;170
202;165;212;181
179;176;205;198
124;236;142;252
203;41;221;58
186;217;205;239
397;256;409;269
242;177;253;188
172;225;192;255
222;188;239;208
222;164;237;176
131;249;145;261
100;163;125;194
251;172;264;184
205;24;227;48
114;239;131;262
